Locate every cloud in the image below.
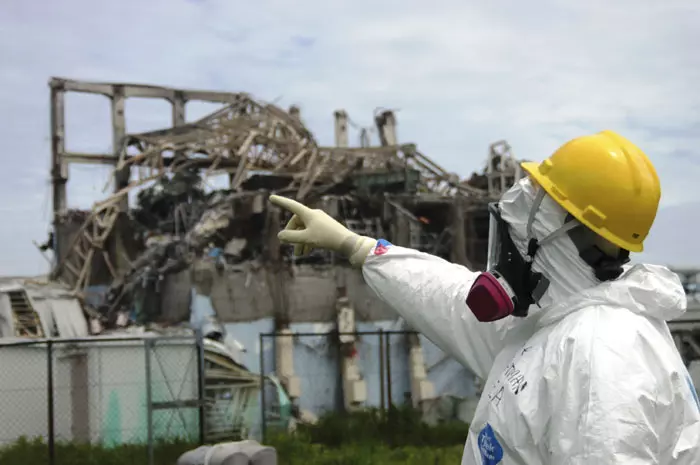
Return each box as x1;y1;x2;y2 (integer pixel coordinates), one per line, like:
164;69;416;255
637;202;700;267
0;0;698;275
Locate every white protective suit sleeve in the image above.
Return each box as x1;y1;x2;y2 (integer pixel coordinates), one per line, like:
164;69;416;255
362;242;511;381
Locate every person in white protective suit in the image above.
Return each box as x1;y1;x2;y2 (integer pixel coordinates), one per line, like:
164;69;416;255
269;130;700;464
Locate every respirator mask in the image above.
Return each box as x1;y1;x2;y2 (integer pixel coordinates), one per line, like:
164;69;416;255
465;188;630;322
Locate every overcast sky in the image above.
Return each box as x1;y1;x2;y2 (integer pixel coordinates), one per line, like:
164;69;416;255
0;0;698;276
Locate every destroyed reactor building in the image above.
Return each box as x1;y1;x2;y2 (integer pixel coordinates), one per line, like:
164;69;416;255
47;77;521;329
40;77;524;415
40;78;700;418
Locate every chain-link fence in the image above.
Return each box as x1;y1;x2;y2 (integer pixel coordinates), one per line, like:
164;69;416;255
258;330;417;441
0;334;205;465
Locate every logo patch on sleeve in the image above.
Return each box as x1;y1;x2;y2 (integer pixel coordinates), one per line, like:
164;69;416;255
478;423;503;465
373;239;392;256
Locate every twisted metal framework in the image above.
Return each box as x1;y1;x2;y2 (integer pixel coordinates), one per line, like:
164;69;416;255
51;91;496;293
109;95;484;202
52;204;121;291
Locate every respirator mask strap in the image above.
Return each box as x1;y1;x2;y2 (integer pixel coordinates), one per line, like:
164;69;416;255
537;220;580;247
524;188;579;247
522;188;581;305
522;189;550;305
524;188;545;243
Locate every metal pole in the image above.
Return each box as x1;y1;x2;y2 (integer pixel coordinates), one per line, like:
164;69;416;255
378;330;385;411
386;333;393;409
47;340;55;465
259;332;267;444
195;330;206;445
145;338;154;465
336;329;346;414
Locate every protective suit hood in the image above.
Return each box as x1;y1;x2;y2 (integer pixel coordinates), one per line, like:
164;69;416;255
499;176;687;325
537;263;687;328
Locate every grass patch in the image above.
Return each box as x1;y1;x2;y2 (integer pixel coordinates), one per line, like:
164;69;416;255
287;405;468;448
1;407;468;464
0;436;196;465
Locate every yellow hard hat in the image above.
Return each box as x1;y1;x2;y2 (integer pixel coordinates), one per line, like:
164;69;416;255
521;130;660;253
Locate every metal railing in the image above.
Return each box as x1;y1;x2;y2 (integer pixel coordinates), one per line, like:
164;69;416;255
258;329;419;442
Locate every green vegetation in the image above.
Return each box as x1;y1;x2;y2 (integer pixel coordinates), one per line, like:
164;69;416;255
0;407;467;465
271;436;464;465
283;405;468;448
0;436;195;465
267;406;467;464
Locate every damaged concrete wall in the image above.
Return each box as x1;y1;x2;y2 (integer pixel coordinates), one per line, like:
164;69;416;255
160;269;192;323
184;261;396;324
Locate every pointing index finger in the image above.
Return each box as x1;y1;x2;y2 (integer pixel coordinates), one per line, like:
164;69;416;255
269;194;312;220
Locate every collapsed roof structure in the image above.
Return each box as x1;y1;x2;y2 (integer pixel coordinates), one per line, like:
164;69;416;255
42;77;522;333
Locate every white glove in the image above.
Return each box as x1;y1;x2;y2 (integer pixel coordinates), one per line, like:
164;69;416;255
268;195;376;268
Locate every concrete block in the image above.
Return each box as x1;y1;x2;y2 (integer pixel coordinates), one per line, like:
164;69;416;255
345;379;367;404
176;440;277;465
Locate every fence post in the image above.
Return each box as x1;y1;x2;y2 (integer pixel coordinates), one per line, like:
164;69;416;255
336;329;346;415
145;338;154;465
386;333;393;409
259;332;267;444
47;340;55;465
195;329;206;445
378;329;385;411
